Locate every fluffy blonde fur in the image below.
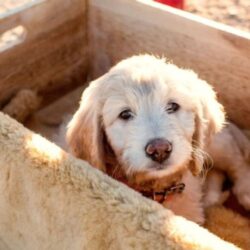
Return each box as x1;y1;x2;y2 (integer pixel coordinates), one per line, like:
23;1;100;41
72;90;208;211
0;112;239;250
67;55;225;224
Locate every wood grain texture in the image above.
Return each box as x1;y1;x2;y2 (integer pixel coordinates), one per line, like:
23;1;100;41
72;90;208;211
0;0;88;106
25;86;85;147
88;0;250;128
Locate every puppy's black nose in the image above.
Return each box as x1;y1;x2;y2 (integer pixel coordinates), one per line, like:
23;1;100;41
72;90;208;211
145;138;172;163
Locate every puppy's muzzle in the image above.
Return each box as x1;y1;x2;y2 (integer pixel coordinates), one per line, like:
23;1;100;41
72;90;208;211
145;138;172;164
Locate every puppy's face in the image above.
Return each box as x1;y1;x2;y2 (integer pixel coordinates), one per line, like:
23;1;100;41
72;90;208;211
103;77;196;178
67;55;225;182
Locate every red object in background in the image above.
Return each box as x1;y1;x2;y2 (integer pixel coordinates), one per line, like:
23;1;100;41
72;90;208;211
154;0;184;9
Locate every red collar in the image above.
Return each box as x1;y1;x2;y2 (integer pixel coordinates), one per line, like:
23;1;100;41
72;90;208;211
108;167;186;204
121;180;186;203
140;183;185;203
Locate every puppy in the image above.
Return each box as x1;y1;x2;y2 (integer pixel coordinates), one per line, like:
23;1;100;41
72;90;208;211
205;122;250;210
66;55;225;224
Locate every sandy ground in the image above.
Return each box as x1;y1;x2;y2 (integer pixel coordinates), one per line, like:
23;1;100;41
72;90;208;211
0;0;32;15
186;0;250;32
1;0;250;32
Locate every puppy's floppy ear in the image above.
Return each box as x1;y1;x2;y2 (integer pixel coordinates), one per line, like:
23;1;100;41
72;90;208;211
66;81;106;172
190;78;225;176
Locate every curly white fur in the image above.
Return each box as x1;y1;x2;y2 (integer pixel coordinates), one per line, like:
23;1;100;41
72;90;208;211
66;55;225;224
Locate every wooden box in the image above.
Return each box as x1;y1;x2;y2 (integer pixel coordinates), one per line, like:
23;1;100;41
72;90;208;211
1;0;250;128
0;0;249;248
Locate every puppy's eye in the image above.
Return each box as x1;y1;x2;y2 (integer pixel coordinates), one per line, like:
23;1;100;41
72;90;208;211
119;109;133;120
166;102;180;114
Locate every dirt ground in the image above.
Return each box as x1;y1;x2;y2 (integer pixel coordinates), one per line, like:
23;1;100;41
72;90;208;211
1;0;250;32
186;0;250;32
0;0;31;15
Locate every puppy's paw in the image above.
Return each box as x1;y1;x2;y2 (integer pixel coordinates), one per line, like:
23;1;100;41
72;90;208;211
233;180;250;210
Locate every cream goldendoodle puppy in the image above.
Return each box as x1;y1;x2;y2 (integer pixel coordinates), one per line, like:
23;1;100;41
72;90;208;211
66;55;237;224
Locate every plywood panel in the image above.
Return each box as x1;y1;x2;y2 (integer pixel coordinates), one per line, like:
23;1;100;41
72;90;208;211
89;0;250;128
0;0;88;105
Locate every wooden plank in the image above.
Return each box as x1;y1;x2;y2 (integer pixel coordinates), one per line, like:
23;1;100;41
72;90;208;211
88;0;250;128
30;85;84;127
0;0;45;34
26;86;85;145
0;0;88;105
